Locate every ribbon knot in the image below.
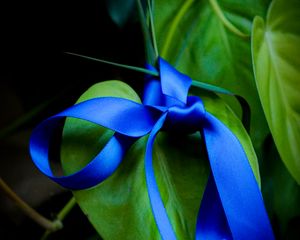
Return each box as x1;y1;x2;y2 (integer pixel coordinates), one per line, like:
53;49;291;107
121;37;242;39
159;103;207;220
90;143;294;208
29;57;274;240
163;96;206;134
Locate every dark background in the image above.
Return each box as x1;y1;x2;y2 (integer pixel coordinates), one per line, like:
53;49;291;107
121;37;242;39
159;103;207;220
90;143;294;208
0;0;144;239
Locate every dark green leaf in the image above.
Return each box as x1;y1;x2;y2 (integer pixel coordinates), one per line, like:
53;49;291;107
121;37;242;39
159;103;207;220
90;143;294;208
105;0;135;27
260;135;300;239
61;80;260;239
252;0;300;184
154;0;271;150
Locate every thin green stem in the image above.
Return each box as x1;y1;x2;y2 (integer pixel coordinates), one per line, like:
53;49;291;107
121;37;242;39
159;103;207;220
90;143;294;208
136;0;156;65
160;0;194;59
57;197;76;220
191;80;233;95
209;0;249;38
0;178;62;231
67;52;235;95
65;52;159;77
147;0;159;57
41;197;77;240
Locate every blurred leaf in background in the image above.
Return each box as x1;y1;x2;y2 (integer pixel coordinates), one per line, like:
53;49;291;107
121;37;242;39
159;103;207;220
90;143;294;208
105;0;137;27
261;134;300;239
252;0;300;184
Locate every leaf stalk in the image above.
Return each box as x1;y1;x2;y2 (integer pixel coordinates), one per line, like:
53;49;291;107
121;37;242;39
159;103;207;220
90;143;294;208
160;0;195;59
0;178;63;232
209;0;249;38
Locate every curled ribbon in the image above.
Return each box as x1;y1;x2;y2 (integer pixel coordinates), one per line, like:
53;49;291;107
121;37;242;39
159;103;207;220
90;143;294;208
30;58;274;239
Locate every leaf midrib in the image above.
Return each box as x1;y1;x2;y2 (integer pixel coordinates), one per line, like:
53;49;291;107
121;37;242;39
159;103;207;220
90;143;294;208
155;141;181;209
264;30;291;118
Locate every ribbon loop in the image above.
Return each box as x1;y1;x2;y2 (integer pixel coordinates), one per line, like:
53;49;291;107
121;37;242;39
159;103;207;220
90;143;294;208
29;97;161;189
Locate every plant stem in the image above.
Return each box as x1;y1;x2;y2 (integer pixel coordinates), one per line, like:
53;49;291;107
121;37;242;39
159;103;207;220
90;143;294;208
147;0;159;57
136;0;156;65
56;196;76;220
191;80;233;95
65;52;159;77
0;178;63;231
209;0;249;38
41;197;77;240
160;0;194;59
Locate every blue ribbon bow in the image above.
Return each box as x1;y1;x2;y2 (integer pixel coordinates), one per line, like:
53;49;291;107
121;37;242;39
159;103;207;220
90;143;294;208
30;58;274;239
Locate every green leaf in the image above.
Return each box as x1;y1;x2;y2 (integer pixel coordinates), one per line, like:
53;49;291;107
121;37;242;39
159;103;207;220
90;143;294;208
251;0;300;184
105;0;135;27
61;81;260;239
153;0;271;150
61;80;207;239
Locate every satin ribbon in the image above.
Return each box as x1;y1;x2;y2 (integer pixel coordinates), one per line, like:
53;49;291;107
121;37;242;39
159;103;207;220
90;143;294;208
30;57;274;239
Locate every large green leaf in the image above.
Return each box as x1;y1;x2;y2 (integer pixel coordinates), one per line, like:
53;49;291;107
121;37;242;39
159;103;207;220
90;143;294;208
153;0;271;150
61;81;260;239
61;80;207;239
251;0;300;184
